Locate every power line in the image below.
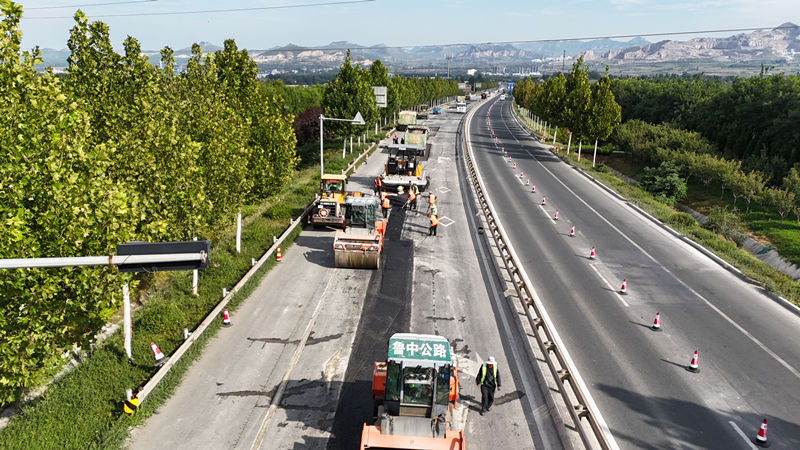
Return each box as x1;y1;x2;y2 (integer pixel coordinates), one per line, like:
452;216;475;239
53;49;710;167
254;24;800;52
24;0;375;19
26;0;157;10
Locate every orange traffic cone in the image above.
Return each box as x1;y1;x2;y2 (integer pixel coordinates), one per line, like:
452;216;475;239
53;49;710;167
590;246;596;259
520;171;524;178
222;308;232;327
150;342;166;366
620;279;627;294
754;419;769;447
554;209;559;220
688;350;700;372
513;162;517;168
542;196;547;205
651;312;661;331
526;178;530;186
276;246;282;262
569;225;575;236
531;185;536;193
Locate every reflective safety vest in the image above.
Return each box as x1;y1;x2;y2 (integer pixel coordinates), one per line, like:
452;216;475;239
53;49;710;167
430;215;439;226
382;198;390;209
428;193;436;204
480;364;497;384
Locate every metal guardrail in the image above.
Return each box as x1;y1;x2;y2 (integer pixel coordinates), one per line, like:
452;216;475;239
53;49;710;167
460;102;617;450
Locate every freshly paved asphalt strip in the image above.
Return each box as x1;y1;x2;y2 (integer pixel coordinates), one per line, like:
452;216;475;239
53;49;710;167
469;97;800;449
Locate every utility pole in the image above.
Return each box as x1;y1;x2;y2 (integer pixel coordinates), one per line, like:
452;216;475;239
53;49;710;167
562;50;566;73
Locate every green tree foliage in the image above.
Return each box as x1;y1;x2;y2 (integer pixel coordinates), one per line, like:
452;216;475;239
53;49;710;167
259;80;324;115
564;57;592;140
611;74;800;184
0;3;298;404
0;3;135;403
368;60;398;119
321;49;378;135
587;68;621;141
638;161;687;204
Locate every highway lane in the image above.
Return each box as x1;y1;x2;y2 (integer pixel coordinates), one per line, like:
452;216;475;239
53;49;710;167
468;96;800;449
128;101;560;449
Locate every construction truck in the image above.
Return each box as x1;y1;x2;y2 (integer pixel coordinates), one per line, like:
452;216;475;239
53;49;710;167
417;105;429;120
404;124;430;157
360;333;466;450
333;196;386;269
311;174;362;228
382;144;430;192
397;110;417;131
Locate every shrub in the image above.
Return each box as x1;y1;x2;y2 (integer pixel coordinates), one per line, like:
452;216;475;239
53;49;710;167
638;161;687;204
136;302;186;335
264;203;293;220
668;212;697;228
704;206;744;243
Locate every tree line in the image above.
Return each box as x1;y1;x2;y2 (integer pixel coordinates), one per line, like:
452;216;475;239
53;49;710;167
613;120;800;226
610;72;800;184
0;4;297;404
512;57;622;151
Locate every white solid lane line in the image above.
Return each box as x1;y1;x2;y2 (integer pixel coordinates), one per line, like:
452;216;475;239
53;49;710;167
728;421;759;450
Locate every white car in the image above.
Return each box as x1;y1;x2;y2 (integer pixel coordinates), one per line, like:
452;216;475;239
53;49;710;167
456;102;467;113
500;94;506;100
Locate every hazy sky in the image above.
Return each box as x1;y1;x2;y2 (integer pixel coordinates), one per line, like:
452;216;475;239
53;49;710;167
16;0;800;51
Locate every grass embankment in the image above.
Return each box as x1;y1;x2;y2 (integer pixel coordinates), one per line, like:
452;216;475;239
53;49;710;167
0;136;379;450
512;105;800;307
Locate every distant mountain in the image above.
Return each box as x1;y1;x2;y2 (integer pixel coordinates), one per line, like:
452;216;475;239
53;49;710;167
31;24;800;73
583;23;800;63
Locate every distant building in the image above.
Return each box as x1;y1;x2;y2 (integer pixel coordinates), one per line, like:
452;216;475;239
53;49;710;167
466;68;477;76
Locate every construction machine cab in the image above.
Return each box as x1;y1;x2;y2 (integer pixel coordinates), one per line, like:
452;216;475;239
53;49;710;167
386;145;423;177
344;196;379;230
320;174;347;199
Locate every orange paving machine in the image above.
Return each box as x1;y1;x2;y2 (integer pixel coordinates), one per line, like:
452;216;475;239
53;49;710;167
360;333;466;449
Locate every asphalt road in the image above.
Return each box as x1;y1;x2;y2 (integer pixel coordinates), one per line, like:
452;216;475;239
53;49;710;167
127;99;561;449
467;96;800;449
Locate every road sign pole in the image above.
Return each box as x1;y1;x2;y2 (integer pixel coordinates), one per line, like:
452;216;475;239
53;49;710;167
123;284;132;359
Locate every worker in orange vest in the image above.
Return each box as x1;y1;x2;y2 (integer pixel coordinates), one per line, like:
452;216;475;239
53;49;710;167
404;189;417;210
382;195;391;219
429;214;439;236
427;192;436;214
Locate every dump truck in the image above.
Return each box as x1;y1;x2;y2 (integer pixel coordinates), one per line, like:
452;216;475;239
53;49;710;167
417;105;429;120
397;110;417;131
333;196;386;269
311;174;362;228
360;333;466;450
382;144;430;192
404;124;430;153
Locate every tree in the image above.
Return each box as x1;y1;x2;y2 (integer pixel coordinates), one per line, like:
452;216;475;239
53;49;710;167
638;161;687;204
369;59;398;119
762;187;794;223
741;170;765;213
564;56;592;141
587;67;621;166
321;49;378;135
782;168;800;236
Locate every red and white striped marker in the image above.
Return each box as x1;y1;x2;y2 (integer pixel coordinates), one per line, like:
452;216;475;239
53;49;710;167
513;162;517;168
569;225;575;236
554;209;559;220
688;350;700;372
590;246;596;259
651;313;661;331
520;171;524;178
526;178;530;186
150;342;165;364
222;308;232;327
276;246;282;262
620;279;627;294
531;185;536;193
508;156;512;162
541;196;547;205
754;419;768;447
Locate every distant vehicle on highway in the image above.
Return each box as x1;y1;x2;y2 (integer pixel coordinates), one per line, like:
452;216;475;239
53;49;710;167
480;92;487;99
465;94;471;101
500;94;506;100
456;102;466;113
432;107;441;114
417;105;429;120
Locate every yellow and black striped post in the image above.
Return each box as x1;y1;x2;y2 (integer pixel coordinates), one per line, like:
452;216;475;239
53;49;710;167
123;389;139;415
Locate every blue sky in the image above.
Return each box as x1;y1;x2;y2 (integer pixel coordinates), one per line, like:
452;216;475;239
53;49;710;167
16;0;800;51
